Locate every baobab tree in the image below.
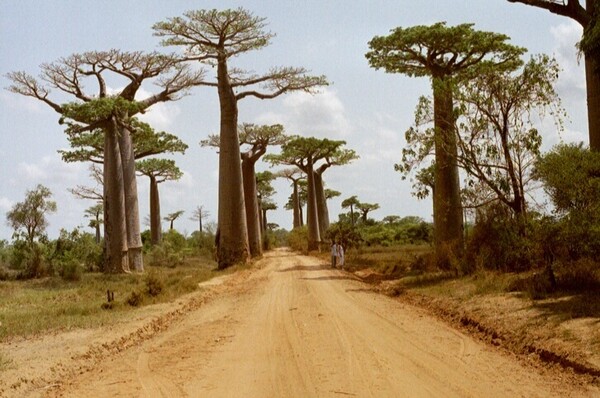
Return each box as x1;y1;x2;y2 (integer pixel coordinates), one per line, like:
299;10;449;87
84;203;104;244
59;118;188;165
507;0;600;150
266;137;348;250
154;8;328;268
190;205;210;233
6;50;205;273
341;195;360;226
202;123;287;257
277;168;305;229
164;210;185;230
367;22;525;252
356;202;380;223
257;170;277;250
314;147;358;236
136;158;183;246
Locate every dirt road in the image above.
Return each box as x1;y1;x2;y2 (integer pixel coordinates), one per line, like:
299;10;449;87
48;249;596;397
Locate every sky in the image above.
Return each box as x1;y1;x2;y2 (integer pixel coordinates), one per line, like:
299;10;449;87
0;0;589;241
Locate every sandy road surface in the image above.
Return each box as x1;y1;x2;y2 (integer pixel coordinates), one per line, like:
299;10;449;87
48;249;596;397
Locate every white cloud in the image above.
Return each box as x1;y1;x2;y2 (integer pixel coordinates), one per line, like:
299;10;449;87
0;197;12;213
550;21;586;100
137;102;181;130
17;155;86;185
255;88;351;138
0;91;45;114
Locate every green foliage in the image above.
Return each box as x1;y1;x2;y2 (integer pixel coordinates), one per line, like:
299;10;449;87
325;223;363;250
330;216;432;248
287;226;308;253
14;243;53;279
60;97;143;126
366;22;525;79
6;184;57;245
52;228;103;272
61;118;188;164
58;258;83;282
534;143;600;259
147;229;188;268
186;230;216;257
465;204;533;272
136;158;183;181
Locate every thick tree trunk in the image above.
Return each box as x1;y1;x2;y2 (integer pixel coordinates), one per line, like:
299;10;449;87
586;54;600;151
103;122;129;273
149;176;162;246
95;218;101;245
216;56;249;269
118;123;144;272
299;204;304;227
314;170;330;237
306;158;321;251
292;181;301;229
432;78;464;251
242;158;262;257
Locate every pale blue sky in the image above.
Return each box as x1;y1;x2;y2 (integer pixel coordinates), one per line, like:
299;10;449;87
0;0;588;240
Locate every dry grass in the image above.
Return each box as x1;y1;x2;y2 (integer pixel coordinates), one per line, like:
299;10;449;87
0;256;221;341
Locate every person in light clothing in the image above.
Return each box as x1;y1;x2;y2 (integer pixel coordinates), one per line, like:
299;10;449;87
337;243;345;270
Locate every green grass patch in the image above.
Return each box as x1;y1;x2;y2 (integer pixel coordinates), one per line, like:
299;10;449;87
0;256;219;341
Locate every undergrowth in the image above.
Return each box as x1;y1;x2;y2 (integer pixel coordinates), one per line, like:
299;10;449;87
0;256;219;341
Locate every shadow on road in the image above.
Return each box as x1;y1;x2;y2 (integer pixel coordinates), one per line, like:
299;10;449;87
277;265;324;272
300;275;360;282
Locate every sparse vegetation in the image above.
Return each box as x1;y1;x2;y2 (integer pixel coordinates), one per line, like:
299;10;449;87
0;255;219;341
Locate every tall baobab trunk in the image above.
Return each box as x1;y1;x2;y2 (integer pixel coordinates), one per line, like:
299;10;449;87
242;157;263;257
118;123;144;272
432;77;464;251
306;157;321;251
216;56;249;268
104;121;129;273
149;175;162;245
292;180;301;229
94;222;101;245
586;54;600;151
313;170;330;237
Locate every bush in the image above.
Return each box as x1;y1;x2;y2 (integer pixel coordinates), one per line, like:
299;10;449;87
58;257;83;281
145;273;164;297
146;230;191;268
287;226;308;253
325;223;362;250
465;204;533;272
556;258;600;291
126;290;144;307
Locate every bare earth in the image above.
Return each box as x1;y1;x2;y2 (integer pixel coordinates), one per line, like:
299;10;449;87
3;249;598;397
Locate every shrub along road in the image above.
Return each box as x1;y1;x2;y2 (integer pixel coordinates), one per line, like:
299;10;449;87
8;249;598;397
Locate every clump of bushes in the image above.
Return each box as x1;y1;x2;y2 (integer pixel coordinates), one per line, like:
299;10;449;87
287;226;308;253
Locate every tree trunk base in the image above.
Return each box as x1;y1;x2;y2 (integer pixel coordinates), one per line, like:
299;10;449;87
217;246;248;270
128;247;144;272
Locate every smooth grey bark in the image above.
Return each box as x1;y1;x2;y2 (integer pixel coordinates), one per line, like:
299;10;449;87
118;123;144;272
217;56;249;268
313;169;330;237
241;156;263;257
149;175;162;245
306;156;320;250
432;78;464;249
103;120;129;273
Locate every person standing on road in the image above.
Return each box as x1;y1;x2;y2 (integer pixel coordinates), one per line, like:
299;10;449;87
331;240;338;268
337;243;345;270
